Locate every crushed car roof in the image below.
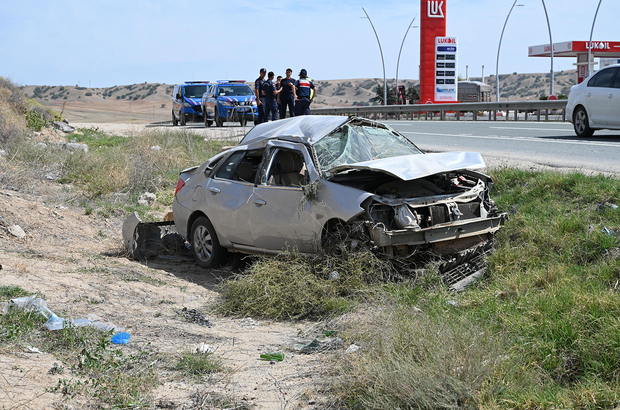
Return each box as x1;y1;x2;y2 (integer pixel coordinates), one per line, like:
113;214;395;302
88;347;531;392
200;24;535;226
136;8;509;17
240;115;350;145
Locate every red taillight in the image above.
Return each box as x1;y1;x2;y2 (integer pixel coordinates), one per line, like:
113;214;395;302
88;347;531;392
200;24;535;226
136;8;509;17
174;178;185;196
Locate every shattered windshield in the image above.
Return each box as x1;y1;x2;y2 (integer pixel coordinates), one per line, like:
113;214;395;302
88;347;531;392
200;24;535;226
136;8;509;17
314;123;423;172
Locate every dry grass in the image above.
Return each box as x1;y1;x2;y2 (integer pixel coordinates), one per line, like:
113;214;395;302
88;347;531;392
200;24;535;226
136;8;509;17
218;251;391;320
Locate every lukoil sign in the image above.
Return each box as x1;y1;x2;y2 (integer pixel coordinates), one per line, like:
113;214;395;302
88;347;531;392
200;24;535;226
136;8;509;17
427;1;444;18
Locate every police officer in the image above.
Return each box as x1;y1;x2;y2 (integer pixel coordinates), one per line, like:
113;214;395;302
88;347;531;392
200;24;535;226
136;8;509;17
293;69;316;116
262;71;280;121
254;68;267;124
279;68;296;119
276;75;282;115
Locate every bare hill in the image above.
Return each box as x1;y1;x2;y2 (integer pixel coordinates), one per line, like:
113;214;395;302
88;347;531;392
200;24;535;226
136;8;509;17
20;71;577;123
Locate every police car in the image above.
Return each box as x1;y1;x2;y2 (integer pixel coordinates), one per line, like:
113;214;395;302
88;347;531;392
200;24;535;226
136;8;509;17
172;82;210;126
201;81;257;127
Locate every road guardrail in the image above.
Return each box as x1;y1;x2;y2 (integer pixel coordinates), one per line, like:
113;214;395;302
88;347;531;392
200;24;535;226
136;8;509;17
312;100;569;122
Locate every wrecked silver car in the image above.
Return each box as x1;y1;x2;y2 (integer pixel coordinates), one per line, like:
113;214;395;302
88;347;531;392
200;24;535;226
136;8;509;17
165;115;506;270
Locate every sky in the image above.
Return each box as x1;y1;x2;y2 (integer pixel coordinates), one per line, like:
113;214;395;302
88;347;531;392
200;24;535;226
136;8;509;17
1;0;619;88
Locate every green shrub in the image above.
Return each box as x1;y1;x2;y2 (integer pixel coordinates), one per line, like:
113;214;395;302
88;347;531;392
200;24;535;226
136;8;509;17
218;251;389;320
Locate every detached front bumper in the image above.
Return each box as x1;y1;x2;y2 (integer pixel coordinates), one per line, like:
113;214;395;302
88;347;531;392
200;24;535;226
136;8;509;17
368;214;507;248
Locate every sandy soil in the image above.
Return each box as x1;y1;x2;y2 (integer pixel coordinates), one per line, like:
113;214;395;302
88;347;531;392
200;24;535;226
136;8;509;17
0;167;339;409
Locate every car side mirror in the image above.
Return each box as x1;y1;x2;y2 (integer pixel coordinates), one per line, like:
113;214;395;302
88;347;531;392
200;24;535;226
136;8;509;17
176;93;181;100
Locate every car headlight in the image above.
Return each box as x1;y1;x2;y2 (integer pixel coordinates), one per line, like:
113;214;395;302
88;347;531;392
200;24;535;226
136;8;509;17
251;101;257;106
219;100;233;107
183;102;192;108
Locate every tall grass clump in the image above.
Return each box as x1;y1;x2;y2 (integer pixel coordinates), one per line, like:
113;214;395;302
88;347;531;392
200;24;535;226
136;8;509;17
218;251;391;320
335;169;620;409
337;306;504;410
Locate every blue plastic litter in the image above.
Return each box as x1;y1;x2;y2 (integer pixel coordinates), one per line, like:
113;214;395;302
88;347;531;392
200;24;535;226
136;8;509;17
111;332;131;344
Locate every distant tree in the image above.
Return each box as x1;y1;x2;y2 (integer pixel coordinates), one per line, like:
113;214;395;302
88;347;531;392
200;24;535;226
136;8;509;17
406;86;420;104
539;94;548;100
373;84;397;105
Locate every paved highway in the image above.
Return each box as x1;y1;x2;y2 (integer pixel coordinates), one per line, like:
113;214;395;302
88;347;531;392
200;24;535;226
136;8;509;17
385;121;620;175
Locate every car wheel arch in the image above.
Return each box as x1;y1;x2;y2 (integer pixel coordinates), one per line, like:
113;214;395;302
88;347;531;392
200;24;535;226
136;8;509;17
321;218;349;243
186;211;209;244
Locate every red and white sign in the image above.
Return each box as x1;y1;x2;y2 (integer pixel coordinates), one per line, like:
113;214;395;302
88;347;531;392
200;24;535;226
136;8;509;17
434;37;458;102
420;0;449;103
529;41;620;57
427;0;444;18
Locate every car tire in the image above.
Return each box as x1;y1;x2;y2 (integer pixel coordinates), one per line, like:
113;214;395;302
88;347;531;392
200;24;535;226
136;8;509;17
573;106;594;137
215;109;223;127
240;115;247;127
180;112;186;126
172;111;178;126
204;110;211;127
190;216;228;268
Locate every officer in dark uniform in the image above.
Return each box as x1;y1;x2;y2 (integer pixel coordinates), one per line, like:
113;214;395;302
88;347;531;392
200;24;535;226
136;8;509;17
254;68;266;124
262;71;280;122
293;69;316;116
276;75;283;114
279;68;296;119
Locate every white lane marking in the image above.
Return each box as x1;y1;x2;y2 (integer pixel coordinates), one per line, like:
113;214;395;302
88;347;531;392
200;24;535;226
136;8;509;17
489;126;572;131
400;131;620;148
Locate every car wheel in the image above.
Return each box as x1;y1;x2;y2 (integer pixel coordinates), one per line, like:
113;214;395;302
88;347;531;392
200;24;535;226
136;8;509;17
190;216;228;268
172;111;178;126
204;110;211;127
215;109;223;127
240;115;247;127
180;112;186;126
574;106;594;137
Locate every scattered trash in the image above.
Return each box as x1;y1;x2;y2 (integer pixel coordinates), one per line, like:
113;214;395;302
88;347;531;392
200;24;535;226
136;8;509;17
151;145;162;152
447;300;459;307
345;344;360;354
598;202;619;211
197;343;216;354
3;296;122;332
179;307;213;327
25;346;44;354
602;227;618;237
8;225;26;239
324;330;337;337
294;339;321;353
294;337;344;353
4;296;54;319
328;271;339;280
111;332;131;344
260;352;284;362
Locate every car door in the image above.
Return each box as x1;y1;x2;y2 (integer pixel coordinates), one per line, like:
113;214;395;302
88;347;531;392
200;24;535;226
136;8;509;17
585;67;616;126
606;68;620;126
250;141;324;253
199;149;256;247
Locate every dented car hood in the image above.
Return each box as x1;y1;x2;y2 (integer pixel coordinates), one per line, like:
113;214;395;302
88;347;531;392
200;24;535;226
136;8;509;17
327;151;486;181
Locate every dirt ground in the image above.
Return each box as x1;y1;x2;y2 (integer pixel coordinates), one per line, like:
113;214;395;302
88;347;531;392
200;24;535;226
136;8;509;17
0;124;344;409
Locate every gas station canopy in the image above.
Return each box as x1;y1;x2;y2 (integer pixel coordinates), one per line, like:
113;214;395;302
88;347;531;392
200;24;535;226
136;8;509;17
528;41;620;83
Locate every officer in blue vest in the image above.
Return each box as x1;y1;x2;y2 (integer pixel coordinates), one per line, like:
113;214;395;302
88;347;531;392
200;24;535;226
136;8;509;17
279;68;296;119
293;69;316;116
262;71;280;121
254;68;266;124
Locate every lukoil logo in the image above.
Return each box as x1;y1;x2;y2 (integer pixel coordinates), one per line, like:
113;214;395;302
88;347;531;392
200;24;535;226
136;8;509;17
428;1;444;18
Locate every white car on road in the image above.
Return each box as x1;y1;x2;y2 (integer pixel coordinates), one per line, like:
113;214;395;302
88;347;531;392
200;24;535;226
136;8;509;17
566;63;620;137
